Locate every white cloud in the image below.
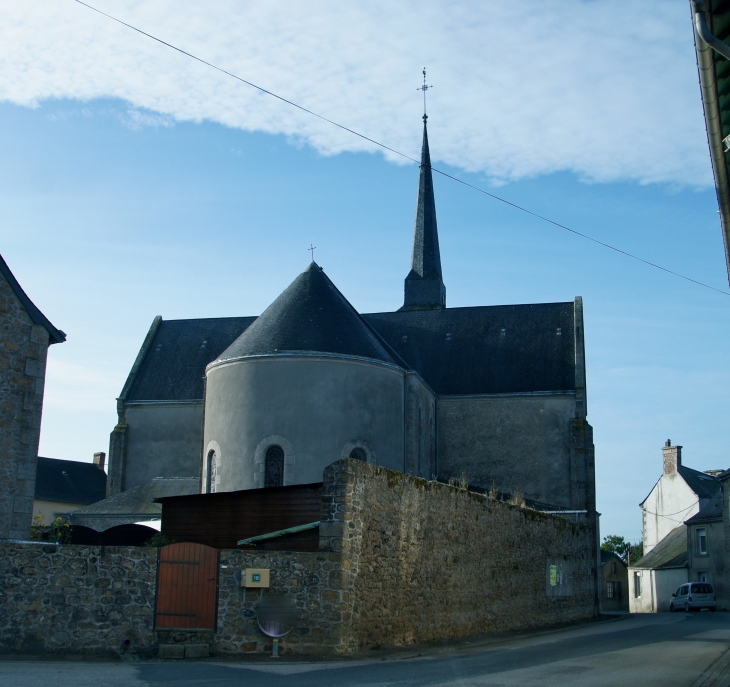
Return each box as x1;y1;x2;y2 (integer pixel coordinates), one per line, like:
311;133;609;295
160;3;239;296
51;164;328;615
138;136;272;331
0;0;711;186
121;108;174;130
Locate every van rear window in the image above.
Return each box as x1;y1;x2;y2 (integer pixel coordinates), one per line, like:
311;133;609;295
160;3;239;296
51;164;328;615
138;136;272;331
691;584;713;594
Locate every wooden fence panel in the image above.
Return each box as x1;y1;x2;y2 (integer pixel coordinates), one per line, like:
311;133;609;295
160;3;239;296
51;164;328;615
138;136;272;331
155;542;219;629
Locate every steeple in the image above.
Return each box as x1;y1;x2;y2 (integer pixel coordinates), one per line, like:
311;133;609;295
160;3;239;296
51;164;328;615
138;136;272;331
401;118;446;311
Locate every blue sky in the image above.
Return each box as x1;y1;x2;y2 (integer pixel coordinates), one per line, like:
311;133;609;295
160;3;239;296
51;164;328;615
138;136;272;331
2;1;729;542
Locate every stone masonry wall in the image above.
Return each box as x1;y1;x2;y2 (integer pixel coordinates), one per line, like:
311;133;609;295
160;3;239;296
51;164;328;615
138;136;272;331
1;460;596;657
0;274;51;540
0;542;158;656
320;459;596;652
0;542;350;657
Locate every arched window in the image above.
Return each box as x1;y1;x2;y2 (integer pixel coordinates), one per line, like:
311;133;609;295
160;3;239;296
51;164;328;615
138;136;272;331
349;447;368;461
206;450;217;494
265;445;285;488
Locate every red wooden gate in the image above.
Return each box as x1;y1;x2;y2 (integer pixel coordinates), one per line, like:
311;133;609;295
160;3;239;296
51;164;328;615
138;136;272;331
155;542;219;629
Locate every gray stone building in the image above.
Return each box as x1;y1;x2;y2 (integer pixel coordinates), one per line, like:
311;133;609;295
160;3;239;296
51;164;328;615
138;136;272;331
0;253;65;539
107;120;595;516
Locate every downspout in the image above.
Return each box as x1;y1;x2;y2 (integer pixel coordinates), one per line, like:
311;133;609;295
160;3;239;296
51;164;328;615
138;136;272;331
690;0;730;286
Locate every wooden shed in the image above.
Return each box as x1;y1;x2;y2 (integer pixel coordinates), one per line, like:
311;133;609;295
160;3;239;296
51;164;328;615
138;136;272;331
157;482;323;550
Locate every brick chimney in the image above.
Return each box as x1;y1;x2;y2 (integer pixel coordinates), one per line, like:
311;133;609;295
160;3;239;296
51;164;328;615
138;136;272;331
662;440;682;475
93;452;106;471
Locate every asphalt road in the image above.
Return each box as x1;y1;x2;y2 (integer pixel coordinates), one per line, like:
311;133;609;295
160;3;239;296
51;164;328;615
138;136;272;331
2;613;730;687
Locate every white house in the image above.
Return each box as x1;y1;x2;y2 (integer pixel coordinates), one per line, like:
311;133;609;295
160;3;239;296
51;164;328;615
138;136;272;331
641;441;719;554
629;440;723;613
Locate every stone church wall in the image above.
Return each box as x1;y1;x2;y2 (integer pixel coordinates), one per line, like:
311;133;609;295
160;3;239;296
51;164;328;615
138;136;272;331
0;277;51;540
404;372;436;479
0;459;595;658
121;402;203;491
204;356;406;491
437;392;578;508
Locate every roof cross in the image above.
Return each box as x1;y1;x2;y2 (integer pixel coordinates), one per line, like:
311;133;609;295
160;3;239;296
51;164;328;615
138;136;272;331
308;243;317;261
417;68;433;121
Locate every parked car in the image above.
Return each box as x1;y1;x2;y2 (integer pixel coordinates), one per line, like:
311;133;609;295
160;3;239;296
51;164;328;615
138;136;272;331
670;583;716;612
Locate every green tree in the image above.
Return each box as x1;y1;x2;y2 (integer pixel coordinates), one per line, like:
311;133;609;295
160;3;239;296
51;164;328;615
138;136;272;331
601;535;643;565
601;534;628;558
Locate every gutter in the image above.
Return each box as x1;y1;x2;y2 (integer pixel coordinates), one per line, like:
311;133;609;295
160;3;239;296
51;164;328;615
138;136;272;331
690;0;730;285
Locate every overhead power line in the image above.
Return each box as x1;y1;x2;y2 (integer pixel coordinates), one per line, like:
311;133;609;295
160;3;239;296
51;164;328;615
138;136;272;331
72;0;730;297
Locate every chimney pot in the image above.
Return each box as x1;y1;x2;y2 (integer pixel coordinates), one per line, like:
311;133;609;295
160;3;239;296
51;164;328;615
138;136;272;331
93;452;106;471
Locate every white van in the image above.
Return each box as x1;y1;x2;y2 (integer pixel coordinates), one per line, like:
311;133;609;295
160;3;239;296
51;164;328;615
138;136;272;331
669;583;716;612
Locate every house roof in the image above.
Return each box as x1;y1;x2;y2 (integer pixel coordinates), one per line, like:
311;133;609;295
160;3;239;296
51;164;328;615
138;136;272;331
69;477;198;519
677;465;722;499
631;525;688;570
34;457;106;505
0;253;65;345
600;550;625;567
690;1;730;283
213;263;402;369
685;496;723;525
639;463;722;508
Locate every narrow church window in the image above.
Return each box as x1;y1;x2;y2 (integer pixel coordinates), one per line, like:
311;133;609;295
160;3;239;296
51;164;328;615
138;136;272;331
349;447;367;461
265;445;285;487
206;450;217;494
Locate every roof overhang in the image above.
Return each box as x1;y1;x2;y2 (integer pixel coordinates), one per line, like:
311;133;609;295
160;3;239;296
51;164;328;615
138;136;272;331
691;0;730;285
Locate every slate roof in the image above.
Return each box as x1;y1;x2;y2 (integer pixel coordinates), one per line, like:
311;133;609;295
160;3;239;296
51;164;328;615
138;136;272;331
125;316;256;402
631;525;688;570
407;121;442;283
0;253;65;344
600;550;625;566
685;496;723;525
364;302;575;395
121;262;578;401
70;477;198;518
34;457;106;505
678;465;722;499
123;300;577;401
214;263;402;368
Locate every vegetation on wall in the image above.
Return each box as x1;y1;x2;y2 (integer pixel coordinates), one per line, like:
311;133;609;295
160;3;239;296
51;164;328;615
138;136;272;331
30;514;72;544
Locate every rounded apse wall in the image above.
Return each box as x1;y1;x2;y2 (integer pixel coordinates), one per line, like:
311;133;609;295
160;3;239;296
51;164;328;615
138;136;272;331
202;355;405;492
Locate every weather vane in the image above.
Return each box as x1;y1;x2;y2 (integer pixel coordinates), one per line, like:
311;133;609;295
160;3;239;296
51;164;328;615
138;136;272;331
417;68;432;121
309;243;316;261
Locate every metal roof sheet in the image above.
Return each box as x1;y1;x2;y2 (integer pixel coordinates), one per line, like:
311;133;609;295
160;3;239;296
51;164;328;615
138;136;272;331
631;525;688;570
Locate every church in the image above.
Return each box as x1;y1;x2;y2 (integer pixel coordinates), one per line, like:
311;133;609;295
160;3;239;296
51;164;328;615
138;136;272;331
106;119;595;515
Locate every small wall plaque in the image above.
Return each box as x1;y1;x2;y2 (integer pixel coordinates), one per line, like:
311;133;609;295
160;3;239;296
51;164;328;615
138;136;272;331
242;568;270;588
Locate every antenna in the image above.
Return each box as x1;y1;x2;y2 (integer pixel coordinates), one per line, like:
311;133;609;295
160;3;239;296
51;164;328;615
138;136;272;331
417;67;433;121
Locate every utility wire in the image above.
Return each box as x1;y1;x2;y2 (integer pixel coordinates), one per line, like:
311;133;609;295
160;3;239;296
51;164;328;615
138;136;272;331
72;0;730;297
642;500;700;519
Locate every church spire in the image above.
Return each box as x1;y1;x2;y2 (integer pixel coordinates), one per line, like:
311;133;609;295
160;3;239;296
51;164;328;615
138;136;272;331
401;115;446;311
